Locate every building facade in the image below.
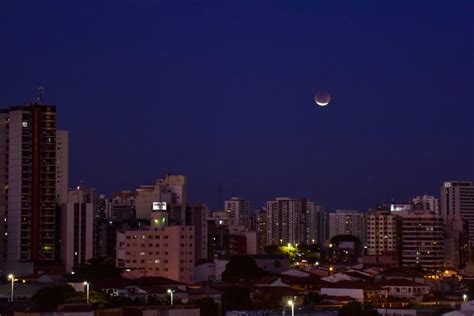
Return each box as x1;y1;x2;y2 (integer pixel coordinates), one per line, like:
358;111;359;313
224;197;250;230
399;209;444;270
116;212;194;283
61;186;94;273
266;197;299;245
0;104;68;275
441;181;474;267
364;209;399;262
329;210;365;243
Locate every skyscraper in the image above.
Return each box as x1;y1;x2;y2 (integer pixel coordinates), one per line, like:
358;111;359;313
364;208;399;265
398;205;444;270
266;197;299;245
224;197;250;230
300;199;326;245
329;210;365;242
0;104;68;275
61;185;94;273
441;181;474;267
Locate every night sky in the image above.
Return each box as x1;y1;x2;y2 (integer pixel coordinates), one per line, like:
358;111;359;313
1;1;473;211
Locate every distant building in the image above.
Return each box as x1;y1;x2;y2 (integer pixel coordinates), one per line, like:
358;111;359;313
398;208;444;270
0;104;68;275
111;191;136;221
412;195;439;214
305;201;327;245
266;197;299;245
364;208;399;266
329;210;364;243
441;181;474;267
224;197;250;230
116;212;194;283
93;194;112;258
135;174;187;222
266;197;324;246
56;130;69;205
61;186;94;273
255;210;267;253
185;203;208;262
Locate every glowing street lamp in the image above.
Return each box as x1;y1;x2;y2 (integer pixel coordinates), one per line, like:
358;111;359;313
288;299;295;316
83;281;90;304
7;274;14;302
167;289;175;305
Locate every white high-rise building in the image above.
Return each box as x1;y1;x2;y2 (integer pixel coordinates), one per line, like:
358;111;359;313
0;104;68;275
329;210;364;242
224;197;250;230
61;186;94;273
266;197;299;245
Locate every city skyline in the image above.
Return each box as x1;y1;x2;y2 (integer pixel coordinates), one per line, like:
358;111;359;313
0;2;472;211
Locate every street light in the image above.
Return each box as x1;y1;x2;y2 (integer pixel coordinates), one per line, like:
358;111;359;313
83;281;90;304
167;289;175;305
463;294;468;302
288;299;295;316
7;274;14;302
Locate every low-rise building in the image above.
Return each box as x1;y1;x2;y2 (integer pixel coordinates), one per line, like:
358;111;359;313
377;278;430;298
116;212;194;283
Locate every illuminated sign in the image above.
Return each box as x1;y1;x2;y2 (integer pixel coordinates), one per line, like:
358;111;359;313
390;204;411;212
152;202;167;211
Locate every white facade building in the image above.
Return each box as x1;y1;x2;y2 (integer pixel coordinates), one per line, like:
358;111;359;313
61;186;94;273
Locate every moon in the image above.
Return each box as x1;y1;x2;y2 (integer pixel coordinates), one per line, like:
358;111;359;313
315;91;331;107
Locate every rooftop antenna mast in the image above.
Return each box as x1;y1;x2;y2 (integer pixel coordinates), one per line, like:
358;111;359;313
36;86;45;104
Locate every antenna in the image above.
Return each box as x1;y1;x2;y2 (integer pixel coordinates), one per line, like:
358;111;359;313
218;183;222;209
36;86;45;104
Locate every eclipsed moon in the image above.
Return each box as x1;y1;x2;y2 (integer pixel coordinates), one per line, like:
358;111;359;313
314;91;331;106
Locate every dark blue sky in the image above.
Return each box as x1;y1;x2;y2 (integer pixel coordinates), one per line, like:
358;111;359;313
1;1;473;211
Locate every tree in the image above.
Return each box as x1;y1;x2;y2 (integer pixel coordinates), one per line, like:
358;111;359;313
193;297;219;316
32;285;80;311
222;287;252;311
75;257;122;280
221;256;264;283
338;301;379;316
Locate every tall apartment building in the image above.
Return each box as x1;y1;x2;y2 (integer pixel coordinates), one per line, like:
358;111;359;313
56;131;68;205
61;186;94;273
302;200;327;245
364;209;399;261
224;197;250;230
185;203;208;262
116;212;194;283
0;104;68;275
266;197;299;245
111;191;136;221
256;209;267;253
93;194;112;258
329;210;364;243
399;208;444;270
441;181;474;267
